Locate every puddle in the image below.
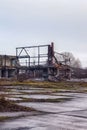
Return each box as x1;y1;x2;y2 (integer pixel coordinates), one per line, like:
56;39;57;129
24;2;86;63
12;94;67;100
0;113;87;130
6;97;22;101
0;112;28;117
19;101;79;113
1;86;87;130
19;93;87;113
52;92;87;98
18;89;45;93
24;94;67;99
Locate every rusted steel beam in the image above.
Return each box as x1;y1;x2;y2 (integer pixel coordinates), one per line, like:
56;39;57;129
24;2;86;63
16;44;49;49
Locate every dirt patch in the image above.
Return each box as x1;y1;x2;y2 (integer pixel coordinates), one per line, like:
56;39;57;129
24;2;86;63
16;97;71;103
0;116;10;122
0;96;35;112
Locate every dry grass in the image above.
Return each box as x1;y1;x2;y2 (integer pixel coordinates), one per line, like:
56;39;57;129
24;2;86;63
15;97;71;103
0;80;87;92
0;96;35;112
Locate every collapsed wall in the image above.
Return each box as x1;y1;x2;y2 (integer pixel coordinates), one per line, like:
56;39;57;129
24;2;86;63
16;43;71;81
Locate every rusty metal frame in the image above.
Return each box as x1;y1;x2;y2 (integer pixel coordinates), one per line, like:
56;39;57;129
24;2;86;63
16;44;54;67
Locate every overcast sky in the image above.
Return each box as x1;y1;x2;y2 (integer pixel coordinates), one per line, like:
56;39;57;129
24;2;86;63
0;0;87;67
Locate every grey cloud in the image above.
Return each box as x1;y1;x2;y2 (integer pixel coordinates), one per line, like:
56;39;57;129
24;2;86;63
0;0;87;67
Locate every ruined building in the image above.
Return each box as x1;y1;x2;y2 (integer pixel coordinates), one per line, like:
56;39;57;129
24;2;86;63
16;43;71;80
0;43;71;80
0;55;16;78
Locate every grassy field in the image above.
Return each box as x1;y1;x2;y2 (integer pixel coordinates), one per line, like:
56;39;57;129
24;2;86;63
0;80;87;92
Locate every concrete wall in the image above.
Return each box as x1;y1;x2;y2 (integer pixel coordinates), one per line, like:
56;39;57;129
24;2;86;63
0;55;16;67
0;55;17;78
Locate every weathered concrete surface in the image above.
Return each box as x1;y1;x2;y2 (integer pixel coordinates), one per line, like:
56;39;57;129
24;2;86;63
0;93;87;130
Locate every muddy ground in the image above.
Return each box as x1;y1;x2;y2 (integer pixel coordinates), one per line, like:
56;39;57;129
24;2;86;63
0;81;87;130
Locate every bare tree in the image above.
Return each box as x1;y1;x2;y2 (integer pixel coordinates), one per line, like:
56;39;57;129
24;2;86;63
61;52;82;68
73;58;82;68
